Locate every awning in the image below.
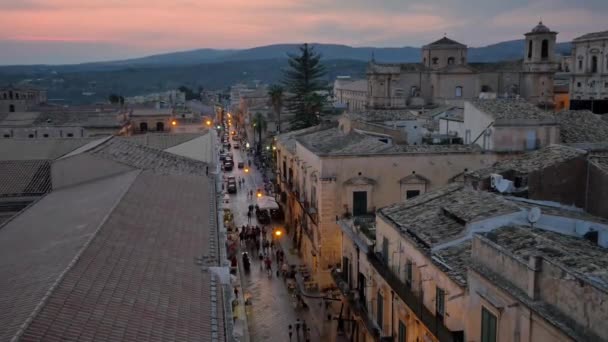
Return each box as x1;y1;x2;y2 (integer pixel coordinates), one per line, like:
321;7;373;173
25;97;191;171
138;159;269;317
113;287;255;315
256;195;279;210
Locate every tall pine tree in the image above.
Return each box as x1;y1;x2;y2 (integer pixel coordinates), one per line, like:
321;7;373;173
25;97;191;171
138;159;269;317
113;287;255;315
283;43;327;130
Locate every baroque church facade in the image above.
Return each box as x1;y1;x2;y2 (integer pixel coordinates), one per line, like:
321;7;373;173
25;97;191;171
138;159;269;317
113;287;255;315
367;22;559;108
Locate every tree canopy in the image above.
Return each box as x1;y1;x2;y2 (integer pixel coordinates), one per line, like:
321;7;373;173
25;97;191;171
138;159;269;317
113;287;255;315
282;43;327;130
268;84;284;133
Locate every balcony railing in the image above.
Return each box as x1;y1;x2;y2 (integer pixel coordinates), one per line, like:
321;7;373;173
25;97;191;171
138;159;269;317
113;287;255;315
367;251;461;342
338;214;376;254
331;270;381;342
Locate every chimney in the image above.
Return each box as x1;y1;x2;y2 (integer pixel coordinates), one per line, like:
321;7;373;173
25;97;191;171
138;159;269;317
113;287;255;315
527;255;542;300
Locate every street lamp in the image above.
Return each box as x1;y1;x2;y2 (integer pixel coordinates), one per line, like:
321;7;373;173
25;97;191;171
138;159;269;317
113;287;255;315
171;120;177;126
246;142;250;149
244;167;249;173
206;120;212;126
256;190;262;198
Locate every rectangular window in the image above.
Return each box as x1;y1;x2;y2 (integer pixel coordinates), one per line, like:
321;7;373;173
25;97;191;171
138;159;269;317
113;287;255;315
398;320;407;342
405;260;413;289
455;86;463;97
352;191;367;216
436;287;445;321
342;256;350;285
377;291;384;329
481;307;497;342
406;190;420;199
382;237;389;265
578;60;583;70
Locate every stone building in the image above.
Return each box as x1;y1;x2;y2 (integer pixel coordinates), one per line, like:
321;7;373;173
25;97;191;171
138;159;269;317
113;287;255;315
333;77;368;111
334;182;608;342
0;85;47;113
367;22;558;109
275;124;496;288
463;99;560;151
568;30;608;113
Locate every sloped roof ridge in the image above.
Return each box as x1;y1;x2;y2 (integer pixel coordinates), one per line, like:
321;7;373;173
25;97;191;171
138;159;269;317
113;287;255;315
10;170;141;341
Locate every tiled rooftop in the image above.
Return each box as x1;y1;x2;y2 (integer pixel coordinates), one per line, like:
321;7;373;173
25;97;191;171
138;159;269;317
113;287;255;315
0;138;98;160
32;111;120;128
468;144;587;178
573;30;608;41
20;171;223;342
119;132;207;150
90;138;209;176
0;160;51;196
554;110;608;143
380;183;520;247
425;37;466;47
367;62;425;74
470;99;555;122
296;127;394;155
433;240;472;287
391;143;481;154
482;225;608;289
347;109;419;122
276;123;338;154
589;154;608;173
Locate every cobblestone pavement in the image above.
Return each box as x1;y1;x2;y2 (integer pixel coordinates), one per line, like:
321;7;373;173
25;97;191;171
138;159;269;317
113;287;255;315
224;144;345;342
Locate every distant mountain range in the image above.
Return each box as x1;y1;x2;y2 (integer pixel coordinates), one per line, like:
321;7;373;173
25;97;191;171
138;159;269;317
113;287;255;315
0;39;572;104
0;39;572;72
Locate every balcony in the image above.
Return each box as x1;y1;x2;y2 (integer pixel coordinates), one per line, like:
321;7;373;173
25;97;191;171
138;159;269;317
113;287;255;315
367;252;461;342
331;270;381;342
338;213;376;254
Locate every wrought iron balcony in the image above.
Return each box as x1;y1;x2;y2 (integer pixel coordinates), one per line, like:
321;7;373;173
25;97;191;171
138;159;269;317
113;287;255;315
337;214;376;254
367;251;461;342
331;270;381;342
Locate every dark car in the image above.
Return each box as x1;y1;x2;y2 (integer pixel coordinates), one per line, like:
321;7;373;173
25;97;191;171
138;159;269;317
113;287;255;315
219;153;227;161
224;143;231;150
223;160;234;171
237;161;244;169
270;208;284;221
256;210;271;224
227;181;237;194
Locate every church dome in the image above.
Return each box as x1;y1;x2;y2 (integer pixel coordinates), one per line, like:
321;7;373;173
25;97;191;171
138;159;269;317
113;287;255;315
531;21;551;33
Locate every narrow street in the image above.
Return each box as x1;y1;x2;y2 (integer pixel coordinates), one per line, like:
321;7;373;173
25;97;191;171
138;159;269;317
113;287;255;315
223;137;342;342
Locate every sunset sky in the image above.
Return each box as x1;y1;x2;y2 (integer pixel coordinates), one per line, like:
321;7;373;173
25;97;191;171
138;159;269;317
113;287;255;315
1;0;607;64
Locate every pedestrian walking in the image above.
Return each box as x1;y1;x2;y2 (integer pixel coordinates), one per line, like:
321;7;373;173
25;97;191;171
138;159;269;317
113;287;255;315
295;318;301;337
288;325;293;341
247;211;252;223
302;320;307;339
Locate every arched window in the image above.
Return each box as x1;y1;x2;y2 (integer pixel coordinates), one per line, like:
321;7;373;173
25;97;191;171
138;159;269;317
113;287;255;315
423;57;426;65
9;104;15;112
481;85;493;92
9;91;13;99
140;122;148;132
541;39;549;59
15;93;19;100
447;57;455;65
432;57;438;65
528;41;533;59
592;55;598;73
455;86;463;98
156;122;164;131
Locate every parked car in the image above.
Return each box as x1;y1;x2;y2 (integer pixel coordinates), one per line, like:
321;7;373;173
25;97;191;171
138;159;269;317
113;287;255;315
227;181;237;194
233;143;240;149
224;143;231;150
237;162;244;169
224;162;233;171
270;208;284;220
256;210;271;224
219;153;227;161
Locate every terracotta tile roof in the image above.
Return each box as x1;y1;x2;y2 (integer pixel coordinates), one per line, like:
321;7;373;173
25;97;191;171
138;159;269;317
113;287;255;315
347;109;418;122
118;133;207;150
296;127;394;155
89;138;209;176
0;138;98;160
425;37;466;48
554;110;608;143
0;160;51;196
19;171;223;342
470;99;555;122
468;144;587;178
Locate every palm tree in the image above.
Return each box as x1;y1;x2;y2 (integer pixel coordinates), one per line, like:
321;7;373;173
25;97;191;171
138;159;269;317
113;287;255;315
268;85;284;133
252;112;267;153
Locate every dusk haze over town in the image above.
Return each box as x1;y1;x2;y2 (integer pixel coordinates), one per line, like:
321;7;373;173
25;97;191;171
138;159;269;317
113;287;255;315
1;1;607;342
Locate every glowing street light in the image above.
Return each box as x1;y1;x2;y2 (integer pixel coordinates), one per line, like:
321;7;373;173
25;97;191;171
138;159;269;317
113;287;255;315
274;230;283;237
245;142;250;149
256;190;262;198
266;146;270;151
272;146;277;151
206;120;212;126
244;167;250;173
171;120;177;126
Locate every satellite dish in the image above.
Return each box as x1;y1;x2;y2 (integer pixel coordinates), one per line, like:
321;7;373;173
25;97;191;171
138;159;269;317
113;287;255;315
528;207;542;224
